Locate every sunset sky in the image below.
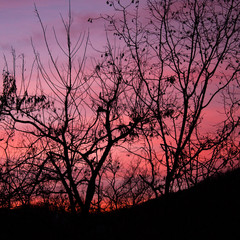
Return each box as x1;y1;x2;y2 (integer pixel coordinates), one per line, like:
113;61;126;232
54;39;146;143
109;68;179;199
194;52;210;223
0;0;115;68
0;0;230;125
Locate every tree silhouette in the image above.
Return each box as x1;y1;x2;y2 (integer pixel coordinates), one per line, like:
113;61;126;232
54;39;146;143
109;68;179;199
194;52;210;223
100;0;240;194
0;3;146;215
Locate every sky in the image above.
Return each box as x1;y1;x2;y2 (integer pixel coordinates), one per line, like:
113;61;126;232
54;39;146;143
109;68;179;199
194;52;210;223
0;0;232;126
0;0;113;70
0;0;237;180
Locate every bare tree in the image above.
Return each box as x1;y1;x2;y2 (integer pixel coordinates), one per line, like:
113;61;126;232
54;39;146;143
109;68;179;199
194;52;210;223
96;157;152;211
0;2;144;216
99;0;240;195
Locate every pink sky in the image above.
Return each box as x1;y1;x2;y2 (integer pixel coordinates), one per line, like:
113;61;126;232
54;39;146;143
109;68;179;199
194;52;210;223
0;0;233;126
0;0;114;68
0;0;236;170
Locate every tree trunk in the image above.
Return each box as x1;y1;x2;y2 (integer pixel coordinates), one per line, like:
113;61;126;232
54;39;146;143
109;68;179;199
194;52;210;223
165;174;172;195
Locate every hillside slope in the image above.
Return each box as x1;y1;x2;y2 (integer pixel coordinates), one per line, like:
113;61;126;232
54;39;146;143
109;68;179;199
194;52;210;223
1;168;240;240
86;168;240;240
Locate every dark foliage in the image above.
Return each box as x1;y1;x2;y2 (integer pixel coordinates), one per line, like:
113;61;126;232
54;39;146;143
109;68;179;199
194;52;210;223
1;168;240;239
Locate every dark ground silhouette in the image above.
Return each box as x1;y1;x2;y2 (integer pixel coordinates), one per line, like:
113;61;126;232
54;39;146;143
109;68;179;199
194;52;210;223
1;168;240;240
